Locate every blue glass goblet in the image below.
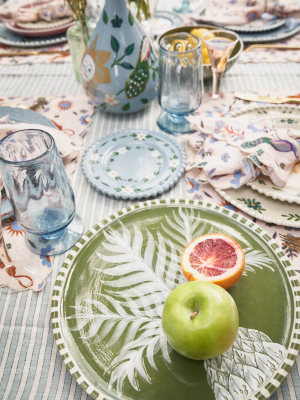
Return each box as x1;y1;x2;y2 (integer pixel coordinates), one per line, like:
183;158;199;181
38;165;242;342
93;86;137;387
0;129;83;256
157;32;203;134
174;0;192;14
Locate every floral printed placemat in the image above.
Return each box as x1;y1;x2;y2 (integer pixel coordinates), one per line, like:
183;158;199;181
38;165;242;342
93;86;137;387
0;94;95;291
239;32;300;63
185;91;300;276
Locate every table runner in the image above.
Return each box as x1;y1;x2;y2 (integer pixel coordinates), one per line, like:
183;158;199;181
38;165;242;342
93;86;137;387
0;60;300;399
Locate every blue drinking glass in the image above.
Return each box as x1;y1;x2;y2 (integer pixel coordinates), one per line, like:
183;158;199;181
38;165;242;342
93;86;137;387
157;32;203;134
0;129;83;256
174;0;192;14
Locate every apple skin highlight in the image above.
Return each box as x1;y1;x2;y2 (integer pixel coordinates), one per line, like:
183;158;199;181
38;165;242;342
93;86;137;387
162;281;239;360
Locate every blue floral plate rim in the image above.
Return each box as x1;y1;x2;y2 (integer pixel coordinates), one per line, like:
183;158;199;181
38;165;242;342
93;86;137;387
81;129;186;199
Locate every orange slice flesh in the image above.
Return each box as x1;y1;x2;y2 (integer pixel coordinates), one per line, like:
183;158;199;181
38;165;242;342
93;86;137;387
181;233;245;289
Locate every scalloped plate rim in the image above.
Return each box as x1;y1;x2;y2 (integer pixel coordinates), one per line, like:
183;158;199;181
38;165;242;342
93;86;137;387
81;129;186;200
51;198;300;400
230;103;300;205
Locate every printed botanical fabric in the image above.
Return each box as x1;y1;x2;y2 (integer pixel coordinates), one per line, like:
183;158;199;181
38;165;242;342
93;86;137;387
185;91;300;277
193;0;300;26
185;114;300;190
0;94;95;292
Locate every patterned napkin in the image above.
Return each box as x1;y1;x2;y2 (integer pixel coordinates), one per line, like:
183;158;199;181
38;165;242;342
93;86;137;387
193;0;300;26
0;0;73;23
185;114;300;190
185;91;300;277
0;94;95;292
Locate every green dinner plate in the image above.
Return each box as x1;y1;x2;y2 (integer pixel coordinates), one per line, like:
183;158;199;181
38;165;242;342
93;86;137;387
51;199;300;400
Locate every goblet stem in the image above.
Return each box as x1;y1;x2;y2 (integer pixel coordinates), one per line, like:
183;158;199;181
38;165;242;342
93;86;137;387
212;69;223;100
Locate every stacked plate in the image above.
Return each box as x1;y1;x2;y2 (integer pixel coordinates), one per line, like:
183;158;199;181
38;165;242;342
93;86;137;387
216;104;300;227
195;9;300;43
0;0;74;47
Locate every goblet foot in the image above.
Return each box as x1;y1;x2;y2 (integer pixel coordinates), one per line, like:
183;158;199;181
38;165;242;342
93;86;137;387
173;3;192;13
157;111;197;134
25;214;83;256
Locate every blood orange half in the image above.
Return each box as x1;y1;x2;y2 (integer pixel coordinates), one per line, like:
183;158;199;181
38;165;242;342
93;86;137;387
181;233;245;289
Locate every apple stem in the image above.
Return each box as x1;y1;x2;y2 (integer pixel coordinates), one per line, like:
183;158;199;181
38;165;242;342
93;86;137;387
190;311;198;320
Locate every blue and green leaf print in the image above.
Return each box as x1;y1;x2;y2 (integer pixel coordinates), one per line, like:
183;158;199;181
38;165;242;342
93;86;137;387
237;198;266;214
111;36;135;69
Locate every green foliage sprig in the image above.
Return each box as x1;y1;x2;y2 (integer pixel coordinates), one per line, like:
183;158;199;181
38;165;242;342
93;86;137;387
127;0;151;21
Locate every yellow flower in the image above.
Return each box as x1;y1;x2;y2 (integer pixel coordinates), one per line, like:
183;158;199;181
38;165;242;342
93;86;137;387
104;93;120;106
82;35;111;99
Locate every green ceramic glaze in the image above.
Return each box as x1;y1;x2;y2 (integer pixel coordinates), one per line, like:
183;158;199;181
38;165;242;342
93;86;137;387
52;199;300;400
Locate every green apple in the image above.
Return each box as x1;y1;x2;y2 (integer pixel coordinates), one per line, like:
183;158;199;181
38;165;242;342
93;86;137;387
162;281;239;360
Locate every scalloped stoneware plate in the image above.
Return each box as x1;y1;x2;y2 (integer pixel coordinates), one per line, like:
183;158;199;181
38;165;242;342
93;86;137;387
0;106;56;220
81;129;186;199
6;19;74;38
237;18;300;43
226;17;286;33
51;199;300;400
216;104;300;226
0;23;67;47
150;11;184;37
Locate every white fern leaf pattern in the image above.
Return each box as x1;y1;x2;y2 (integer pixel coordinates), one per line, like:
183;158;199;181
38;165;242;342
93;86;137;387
67;208;281;397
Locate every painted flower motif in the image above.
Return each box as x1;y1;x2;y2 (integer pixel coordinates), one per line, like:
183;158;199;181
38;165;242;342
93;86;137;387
80;109;88;113
111;15;123;28
257;149;264;156
214;120;225;134
40;245;52;268
280;163;286;169
169;159;179;168
40;254;51;268
245;199;264;211
121;187;134;193
230;169;244;188
209;137;218;144
90;154;99;161
104;93;120;106
108;170;118;178
151;151;161;158
193;194;203;200
137;133;146;140
6;220;24;237
118;147;127;154
82;35;111;100
187;177;199;193
221;153;230;162
247;121;266;133
146;173;155;181
58;100;72;111
80;115;89;125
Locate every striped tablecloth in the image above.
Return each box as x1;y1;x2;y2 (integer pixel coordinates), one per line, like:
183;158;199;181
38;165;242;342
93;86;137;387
1;61;300;400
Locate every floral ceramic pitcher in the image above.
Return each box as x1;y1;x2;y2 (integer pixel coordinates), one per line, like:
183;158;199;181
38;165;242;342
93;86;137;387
81;0;158;114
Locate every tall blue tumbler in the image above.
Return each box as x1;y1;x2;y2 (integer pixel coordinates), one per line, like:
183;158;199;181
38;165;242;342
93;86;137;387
0;129;83;256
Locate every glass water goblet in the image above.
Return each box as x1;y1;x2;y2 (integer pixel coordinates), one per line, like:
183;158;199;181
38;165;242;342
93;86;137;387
0;129;83;256
157;32;203;134
174;0;192;14
202;30;239;100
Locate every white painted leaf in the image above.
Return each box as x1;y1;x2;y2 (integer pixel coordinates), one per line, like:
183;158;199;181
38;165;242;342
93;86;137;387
214;383;234;400
243;365;267;390
229;374;251;399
